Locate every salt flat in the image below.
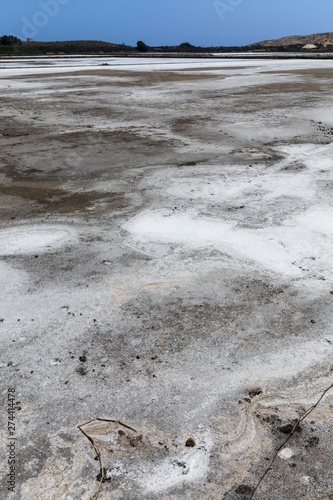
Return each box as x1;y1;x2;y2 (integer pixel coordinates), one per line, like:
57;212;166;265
0;57;333;499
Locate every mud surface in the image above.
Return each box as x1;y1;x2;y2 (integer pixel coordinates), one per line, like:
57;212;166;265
0;58;333;499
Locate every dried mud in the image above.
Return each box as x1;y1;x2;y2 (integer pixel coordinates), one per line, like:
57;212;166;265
0;59;333;500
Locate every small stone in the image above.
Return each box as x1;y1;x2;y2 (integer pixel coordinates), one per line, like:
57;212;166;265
79;355;87;363
185;438;196;447
310;319;316;324
278;447;294;460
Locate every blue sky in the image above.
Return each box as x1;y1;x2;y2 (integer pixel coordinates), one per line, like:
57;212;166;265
2;0;333;46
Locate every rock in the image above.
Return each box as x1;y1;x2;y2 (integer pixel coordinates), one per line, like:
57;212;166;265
185;437;196;447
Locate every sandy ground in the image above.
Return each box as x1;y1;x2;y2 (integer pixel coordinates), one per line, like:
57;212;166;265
0;58;333;499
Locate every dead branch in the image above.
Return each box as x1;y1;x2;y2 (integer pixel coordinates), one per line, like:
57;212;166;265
249;382;333;499
77;418;137;500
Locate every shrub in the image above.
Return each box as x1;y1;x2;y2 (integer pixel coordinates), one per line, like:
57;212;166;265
137;40;148;52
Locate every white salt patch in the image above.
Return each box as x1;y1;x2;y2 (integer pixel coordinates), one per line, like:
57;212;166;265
262;172;313;200
139;434;213;493
2;56;333;79
295;208;333;235
281;143;333;171
0;225;76;255
124;206;333;278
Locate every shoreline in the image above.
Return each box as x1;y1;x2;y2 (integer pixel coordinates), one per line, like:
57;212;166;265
2;52;333;61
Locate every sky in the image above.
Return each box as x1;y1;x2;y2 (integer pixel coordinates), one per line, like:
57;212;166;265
2;0;333;46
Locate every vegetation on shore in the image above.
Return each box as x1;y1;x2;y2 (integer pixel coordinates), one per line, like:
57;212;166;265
1;36;333;56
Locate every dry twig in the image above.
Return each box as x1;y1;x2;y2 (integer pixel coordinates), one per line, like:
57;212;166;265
249;382;333;499
77;418;137;500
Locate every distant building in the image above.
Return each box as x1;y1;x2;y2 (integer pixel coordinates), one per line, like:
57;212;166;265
27;38;33;42
303;44;317;50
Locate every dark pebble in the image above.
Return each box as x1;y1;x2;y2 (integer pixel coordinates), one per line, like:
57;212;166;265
185;438;196;447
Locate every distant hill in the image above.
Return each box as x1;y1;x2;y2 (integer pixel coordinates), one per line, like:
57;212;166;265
0;39;134;55
22;40;130;54
249;32;333;48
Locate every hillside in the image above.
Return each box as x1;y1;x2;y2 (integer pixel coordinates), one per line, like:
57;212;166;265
250;32;333;48
0;40;134;55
